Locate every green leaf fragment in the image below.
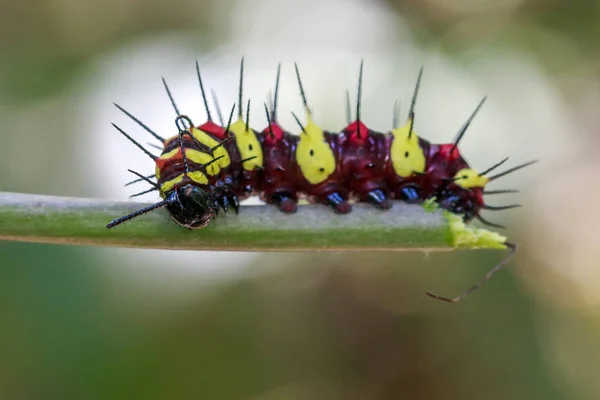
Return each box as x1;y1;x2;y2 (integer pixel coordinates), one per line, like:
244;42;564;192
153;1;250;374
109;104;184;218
444;211;507;250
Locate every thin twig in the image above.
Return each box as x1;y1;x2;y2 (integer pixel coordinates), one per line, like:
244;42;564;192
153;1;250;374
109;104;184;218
0;191;464;252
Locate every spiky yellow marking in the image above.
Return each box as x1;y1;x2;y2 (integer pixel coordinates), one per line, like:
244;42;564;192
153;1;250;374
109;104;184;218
390;118;426;178
228;117;263;171
444;211;507;249
295;112;336;185
189;128;230;169
453;168;489;189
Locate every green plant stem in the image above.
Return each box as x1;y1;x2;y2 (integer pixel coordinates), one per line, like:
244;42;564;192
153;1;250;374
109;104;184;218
0;191;457;251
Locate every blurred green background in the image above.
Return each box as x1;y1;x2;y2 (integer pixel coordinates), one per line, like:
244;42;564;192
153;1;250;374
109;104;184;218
1;0;599;398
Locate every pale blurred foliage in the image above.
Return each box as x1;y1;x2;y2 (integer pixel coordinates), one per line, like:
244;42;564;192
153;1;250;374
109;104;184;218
1;0;600;398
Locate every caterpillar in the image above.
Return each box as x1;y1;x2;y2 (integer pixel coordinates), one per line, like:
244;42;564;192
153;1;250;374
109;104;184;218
107;58;537;303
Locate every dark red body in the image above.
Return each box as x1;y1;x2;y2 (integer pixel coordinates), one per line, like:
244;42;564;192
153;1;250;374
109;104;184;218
173;120;488;221
259;122;298;213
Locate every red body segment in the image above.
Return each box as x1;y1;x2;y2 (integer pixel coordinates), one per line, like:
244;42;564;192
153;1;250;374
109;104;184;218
339;121;391;209
259;123;299;213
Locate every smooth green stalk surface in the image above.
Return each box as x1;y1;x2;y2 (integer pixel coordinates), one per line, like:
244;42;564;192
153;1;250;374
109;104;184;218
0;192;463;251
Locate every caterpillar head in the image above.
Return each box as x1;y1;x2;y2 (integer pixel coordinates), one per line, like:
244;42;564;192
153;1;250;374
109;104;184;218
437;159;538;226
453;168;489;189
166;185;218;229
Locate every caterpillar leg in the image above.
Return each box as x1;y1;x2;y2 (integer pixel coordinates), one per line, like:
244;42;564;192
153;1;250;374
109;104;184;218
229;195;240;214
219;196;230;212
398;186;420;203
271;193;298;213
425;242;517;303
324;192;352;214
364;189;392;210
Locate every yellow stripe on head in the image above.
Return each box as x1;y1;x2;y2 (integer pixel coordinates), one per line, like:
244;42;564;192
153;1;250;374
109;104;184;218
190;127;231;168
160;174;184;196
187;170;209;185
185;149;220;176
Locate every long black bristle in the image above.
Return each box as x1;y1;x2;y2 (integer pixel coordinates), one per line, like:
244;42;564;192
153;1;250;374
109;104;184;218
199;155;225;174
211;89;224;126
272;63;281;122
479;157;509;177
106;198;172;228
162;77;181;116
130;187;158;198
476;214;506;230
146;142;163;151
264;103;275;140
245;99;251;131
113;103;165;142
196;60;212;122
483;189;519;195
488;160;539;182
125;173;156;187
408;67;423;121
222;103;236;138
407;67;423;138
111;123;157;161
356;59;364;135
127;169;160;189
482;204;521;211
450;96;487;155
291;112;305;133
237;57;244;119
294;62;309;112
426;242;517;303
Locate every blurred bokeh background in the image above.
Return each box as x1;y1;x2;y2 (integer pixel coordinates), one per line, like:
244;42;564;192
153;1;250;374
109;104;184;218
1;0;599;398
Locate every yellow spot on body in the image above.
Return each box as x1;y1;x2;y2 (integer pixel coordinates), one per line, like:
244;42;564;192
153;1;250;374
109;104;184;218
295;113;336;185
189;128;230;169
228;118;263;171
390;119;426;177
453;168;489;189
444;211;507;249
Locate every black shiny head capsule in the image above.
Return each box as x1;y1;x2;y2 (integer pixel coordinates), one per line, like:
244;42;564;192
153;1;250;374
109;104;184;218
165;185;218;229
